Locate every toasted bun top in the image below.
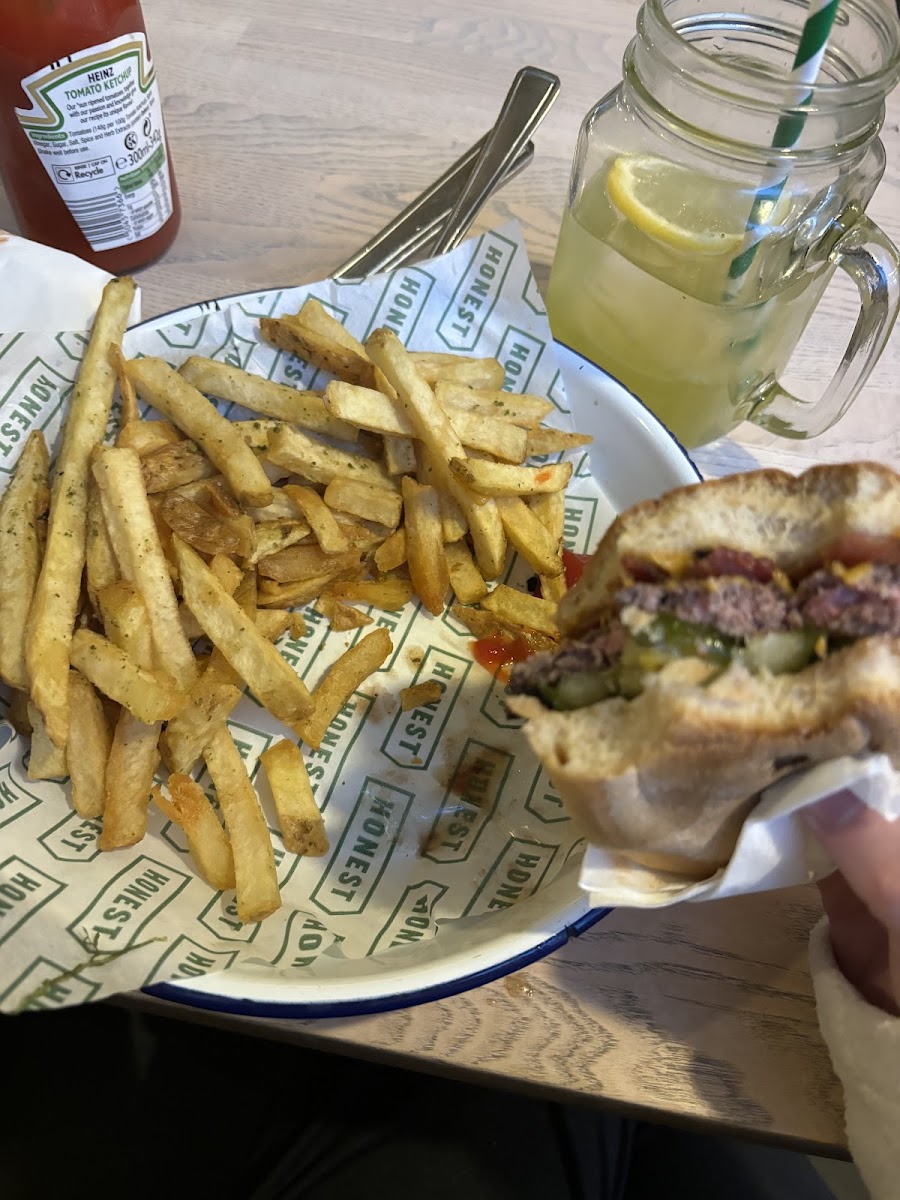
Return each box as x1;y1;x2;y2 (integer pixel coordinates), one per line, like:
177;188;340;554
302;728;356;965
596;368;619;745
560;462;900;638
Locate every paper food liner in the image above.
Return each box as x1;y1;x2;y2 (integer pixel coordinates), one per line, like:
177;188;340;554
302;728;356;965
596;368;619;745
0;224;612;1012
581;753;900;908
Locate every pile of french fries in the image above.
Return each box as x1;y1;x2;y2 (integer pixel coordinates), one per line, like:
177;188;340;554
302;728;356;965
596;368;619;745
0;276;589;925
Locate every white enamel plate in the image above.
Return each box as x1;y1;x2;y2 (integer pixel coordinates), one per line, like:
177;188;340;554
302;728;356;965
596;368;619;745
134;291;699;1018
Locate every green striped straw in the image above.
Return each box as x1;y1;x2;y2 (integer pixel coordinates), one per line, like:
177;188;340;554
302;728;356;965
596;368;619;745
727;0;841;288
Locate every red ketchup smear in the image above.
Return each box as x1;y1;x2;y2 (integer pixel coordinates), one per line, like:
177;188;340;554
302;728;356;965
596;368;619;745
825;532;900;567
562;549;590;587
470;635;532;682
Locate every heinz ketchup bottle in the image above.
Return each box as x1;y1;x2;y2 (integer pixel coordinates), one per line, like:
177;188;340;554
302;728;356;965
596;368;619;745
0;0;181;272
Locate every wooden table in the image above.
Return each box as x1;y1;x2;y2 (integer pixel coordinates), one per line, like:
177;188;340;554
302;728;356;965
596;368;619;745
7;0;899;1160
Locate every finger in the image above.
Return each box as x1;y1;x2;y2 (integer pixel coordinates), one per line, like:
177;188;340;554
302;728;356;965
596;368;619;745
803;790;900;935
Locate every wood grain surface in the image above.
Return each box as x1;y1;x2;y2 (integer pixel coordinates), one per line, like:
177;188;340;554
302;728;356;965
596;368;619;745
5;0;900;1157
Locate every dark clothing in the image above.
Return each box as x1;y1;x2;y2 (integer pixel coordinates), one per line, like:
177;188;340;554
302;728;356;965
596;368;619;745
1;1001;838;1200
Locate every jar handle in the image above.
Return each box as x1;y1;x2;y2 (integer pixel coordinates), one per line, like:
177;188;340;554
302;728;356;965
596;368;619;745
749;212;900;440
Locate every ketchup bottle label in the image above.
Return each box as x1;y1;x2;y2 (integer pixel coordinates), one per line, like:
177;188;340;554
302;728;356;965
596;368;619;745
14;32;174;253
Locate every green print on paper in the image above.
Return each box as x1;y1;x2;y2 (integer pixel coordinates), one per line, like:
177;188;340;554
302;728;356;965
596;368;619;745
1;955;100;1010
0;762;43;830
364;268;436;342
563;496;600;553
369;880;449;954
480;672;523;730
521;271;546;317
311;776;415;917
67;855;191;952
0;856;66;946
237;291;285;319
39;811;104;861
463;837;559;917
380;645;472;769
548;368;569;414
422;740;514;864
273;911;336;968
303;693;373;812
199;890;261;943
437;231;518;351
524;767;569;825
145;934;239;986
157;315;210;351
496;325;545;394
0;357;73;472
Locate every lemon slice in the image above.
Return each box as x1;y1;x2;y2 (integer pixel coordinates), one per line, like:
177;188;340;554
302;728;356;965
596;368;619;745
606;155;748;256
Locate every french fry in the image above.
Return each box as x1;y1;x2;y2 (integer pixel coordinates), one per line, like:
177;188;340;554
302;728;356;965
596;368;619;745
142;439;217;493
230;419;281;453
204;727;281;924
495;495;564;577
258;545;362;583
125;357;274;508
384;435;417;476
401;475;448;616
295;626;392;748
447;407;527;464
159;491;246;557
329;578;415;611
116;419;182;456
482;584;559;636
281;485;348;553
530;491;568;603
323;477;402;529
450;603;557;654
408;352;504;388
110;342;140;426
92;446;198;689
152;778;236;891
247;518;313;564
259;739;329;856
69;629;187;721
209;553;244;595
449;457;572;497
525;428;592;456
260;313;374;387
325;380;526;462
255;609;294;641
159;678;242;774
373;527;407;573
0;431;49;689
415;445;467;543
86;479;119;617
7;690;32;736
174;536;314;724
296;298;367;357
25;275;135;748
101;709;161;849
26;702;67;781
256;566;363;609
444;539;488;604
179;356;357;441
267;424;398;491
65;671;112;816
96;580;154;665
434;381;553;428
315;594;373;631
367;328;505;578
400;681;443;710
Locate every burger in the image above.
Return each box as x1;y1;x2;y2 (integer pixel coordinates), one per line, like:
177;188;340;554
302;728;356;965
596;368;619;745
506;463;900;877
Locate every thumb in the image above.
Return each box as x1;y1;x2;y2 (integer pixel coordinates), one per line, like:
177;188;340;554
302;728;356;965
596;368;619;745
803;789;900;938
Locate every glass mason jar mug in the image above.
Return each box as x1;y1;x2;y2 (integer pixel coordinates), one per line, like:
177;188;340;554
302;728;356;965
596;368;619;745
546;0;900;449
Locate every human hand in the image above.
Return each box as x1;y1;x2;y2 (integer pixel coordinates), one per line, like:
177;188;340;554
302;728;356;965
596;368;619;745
804;790;900;1016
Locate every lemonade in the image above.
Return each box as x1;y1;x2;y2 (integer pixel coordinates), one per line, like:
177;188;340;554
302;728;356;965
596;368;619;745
546;157;834;448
